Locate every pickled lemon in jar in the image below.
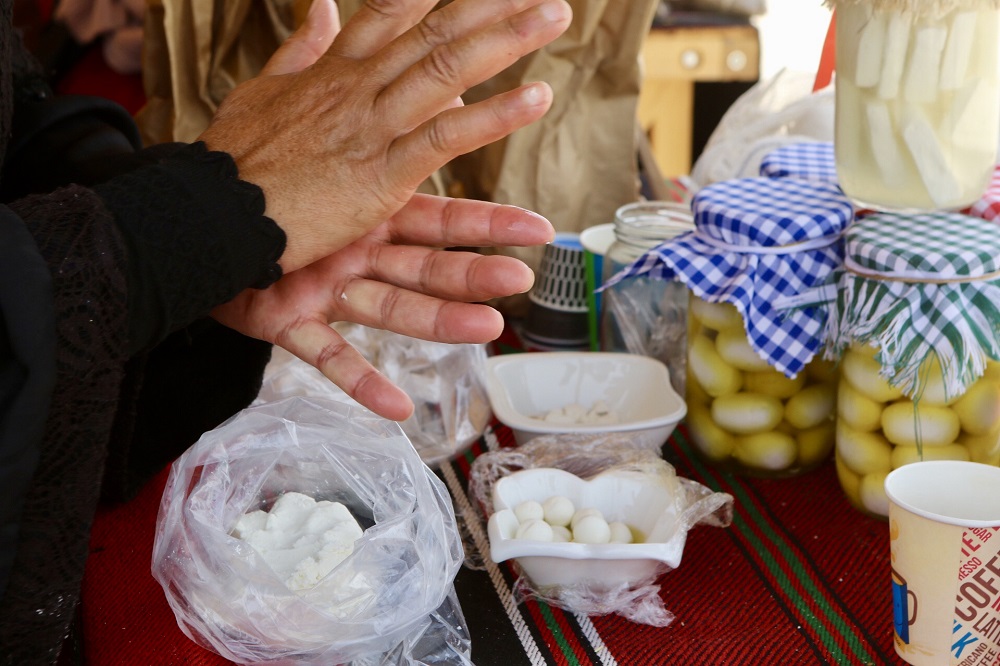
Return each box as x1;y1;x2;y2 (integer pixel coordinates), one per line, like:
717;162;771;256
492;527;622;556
832;0;1000;211
826;211;1000;518
602;178;853;477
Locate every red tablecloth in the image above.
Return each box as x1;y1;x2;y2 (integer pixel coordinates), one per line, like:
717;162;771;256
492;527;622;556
81;413;897;665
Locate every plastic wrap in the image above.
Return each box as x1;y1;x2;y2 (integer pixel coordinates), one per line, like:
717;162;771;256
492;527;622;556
467;433;733;627
152;397;471;665
255;325;491;467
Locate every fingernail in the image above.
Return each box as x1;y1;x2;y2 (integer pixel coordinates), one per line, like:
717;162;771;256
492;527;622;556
540;0;569;22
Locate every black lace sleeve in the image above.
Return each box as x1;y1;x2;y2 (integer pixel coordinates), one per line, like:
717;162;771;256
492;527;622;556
94;141;286;354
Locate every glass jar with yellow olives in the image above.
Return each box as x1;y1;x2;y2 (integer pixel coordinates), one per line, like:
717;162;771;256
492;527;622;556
602;177;854;476
826;211;1000;519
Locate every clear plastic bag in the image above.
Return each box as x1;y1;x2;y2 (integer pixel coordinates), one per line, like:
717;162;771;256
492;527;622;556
467;433;733;627
690;69;834;187
152;397;471;665
255;325;491;467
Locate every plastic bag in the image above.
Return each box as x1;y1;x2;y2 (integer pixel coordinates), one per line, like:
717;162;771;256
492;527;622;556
690;69;835;187
467;433;733;627
152;397;471;665
255;325;491;467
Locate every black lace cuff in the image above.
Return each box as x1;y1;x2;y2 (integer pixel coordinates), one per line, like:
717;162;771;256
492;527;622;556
94;142;286;353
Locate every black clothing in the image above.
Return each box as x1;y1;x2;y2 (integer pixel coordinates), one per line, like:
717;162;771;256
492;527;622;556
0;16;287;665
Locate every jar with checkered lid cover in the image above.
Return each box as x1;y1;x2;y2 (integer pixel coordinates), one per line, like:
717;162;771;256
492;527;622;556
602;178;853;477
825;211;1000;519
830;0;1000;212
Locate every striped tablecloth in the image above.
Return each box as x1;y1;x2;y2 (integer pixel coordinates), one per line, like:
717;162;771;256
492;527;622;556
80;408;897;665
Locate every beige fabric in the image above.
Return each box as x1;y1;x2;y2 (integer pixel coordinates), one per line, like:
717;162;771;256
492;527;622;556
136;0;309;146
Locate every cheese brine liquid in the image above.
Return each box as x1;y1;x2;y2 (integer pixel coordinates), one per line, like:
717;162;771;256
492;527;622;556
834;3;1000;212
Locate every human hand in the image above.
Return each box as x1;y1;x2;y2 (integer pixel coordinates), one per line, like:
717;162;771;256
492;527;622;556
199;0;572;273
211;193;554;421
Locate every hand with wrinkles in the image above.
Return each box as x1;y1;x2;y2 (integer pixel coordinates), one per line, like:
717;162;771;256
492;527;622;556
213;194;554;420
208;0;570;419
200;0;572;272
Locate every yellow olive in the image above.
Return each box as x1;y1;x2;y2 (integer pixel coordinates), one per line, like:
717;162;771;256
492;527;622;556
859;472;890;516
837;380;884;432
711;393;784;435
688;334;743;398
715;328;772;372
797;423;836;467
880;402;961;448
743;369;807;400
785;383;837;430
836;421;893;475
690;297;744;331
734;431;798;471
958;430;1000;465
686;402;736;462
890;444;970;468
842;347;904;403
951;379;1000;436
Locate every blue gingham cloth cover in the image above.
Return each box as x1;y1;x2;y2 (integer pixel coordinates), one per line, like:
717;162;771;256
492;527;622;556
825;211;1000;400
759;141;839;185
602;178;852;378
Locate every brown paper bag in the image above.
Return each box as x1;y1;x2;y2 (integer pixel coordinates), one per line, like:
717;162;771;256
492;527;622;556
137;0;659;314
136;0;308;146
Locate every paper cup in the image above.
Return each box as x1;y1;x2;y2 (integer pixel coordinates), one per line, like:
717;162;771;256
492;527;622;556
579;223;616;352
884;461;1000;666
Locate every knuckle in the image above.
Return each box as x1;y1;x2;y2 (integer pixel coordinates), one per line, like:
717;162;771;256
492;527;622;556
416;11;453;49
314;339;350;371
423;45;462;88
362;0;395;19
424;116;455;157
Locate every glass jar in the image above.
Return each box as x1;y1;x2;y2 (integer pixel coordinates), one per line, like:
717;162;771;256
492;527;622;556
828;211;1000;519
833;0;1000;211
599;178;854;477
685;293;840;477
599;201;694;396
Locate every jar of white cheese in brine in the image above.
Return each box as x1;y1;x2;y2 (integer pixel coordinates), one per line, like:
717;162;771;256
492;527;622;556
832;0;1000;212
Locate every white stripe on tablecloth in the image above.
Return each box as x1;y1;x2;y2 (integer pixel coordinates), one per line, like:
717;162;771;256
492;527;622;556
573;614;618;666
441;461;547;666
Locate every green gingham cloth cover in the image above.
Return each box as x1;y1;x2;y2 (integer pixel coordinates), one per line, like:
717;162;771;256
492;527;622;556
601;178;853;378
825;210;1000;401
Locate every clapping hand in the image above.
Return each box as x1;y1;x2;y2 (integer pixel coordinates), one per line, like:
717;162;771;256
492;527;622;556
212;194;554;420
200;0;572;272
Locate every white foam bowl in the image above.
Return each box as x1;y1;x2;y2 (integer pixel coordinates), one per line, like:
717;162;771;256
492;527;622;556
483;352;686;448
487;468;689;589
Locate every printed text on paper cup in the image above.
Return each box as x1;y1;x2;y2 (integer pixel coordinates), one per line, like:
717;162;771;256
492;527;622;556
955;527;1000;665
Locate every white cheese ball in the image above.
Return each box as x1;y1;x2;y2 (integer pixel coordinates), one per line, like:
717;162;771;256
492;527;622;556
608;521;633;544
542;495;575;527
514;518;554;542
551;525;573;542
513;500;545;523
570;507;604;529
572;515;611;544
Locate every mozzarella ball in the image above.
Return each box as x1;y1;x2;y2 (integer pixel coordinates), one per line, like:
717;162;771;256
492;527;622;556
571;507;604;529
513;500;544;524
515;519;554;542
608;521;633;544
551;525;573;542
541;495;575;527
572;515;612;544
